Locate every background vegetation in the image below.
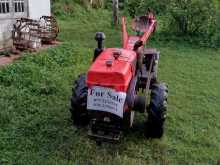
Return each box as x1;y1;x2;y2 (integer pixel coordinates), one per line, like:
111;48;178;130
94;0;220;48
0;0;220;164
124;0;220;48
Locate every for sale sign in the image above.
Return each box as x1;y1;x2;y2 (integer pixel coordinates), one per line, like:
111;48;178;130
87;86;127;118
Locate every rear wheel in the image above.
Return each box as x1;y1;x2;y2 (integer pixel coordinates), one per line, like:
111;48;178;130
146;83;168;138
70;74;89;126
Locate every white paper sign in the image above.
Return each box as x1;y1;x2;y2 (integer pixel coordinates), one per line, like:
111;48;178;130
87;86;127;118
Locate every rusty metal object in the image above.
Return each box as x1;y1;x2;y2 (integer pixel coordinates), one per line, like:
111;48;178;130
132;15;152;33
12;16;59;50
39;16;59;43
12;18;41;50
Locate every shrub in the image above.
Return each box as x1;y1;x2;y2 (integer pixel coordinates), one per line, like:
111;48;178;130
168;0;215;35
208;8;220;47
124;0;168;17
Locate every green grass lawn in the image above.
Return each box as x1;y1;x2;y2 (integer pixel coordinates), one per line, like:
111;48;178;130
0;7;220;165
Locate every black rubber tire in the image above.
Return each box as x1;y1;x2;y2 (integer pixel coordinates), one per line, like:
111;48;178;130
146;83;168;138
70;74;89;126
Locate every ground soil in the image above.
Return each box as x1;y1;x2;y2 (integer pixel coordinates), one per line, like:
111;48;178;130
0;40;61;66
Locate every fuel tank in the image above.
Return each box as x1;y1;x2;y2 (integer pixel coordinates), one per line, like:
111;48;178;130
87;48;137;92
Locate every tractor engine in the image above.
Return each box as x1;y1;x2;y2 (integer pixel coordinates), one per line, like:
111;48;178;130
87;43;146;141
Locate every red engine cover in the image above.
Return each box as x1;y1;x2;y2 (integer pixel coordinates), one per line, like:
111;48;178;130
87;48;137;92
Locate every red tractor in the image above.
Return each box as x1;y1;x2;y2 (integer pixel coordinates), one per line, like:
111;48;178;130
70;13;168;143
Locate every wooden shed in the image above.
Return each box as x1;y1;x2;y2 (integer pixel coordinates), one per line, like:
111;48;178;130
0;0;51;50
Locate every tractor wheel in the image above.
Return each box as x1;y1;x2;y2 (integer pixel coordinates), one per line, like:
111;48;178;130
70;74;89;126
146;83;168;138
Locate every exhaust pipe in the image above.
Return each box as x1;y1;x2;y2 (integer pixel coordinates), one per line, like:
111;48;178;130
93;32;105;61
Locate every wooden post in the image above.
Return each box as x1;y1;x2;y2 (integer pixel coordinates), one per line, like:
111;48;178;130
112;0;119;26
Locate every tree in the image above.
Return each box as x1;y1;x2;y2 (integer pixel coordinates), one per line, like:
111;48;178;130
112;0;119;26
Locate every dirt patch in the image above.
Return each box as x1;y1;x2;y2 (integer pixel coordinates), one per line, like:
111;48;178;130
0;40;61;66
0;55;21;66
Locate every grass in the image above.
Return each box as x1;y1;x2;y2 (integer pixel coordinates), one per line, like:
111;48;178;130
1;4;220;165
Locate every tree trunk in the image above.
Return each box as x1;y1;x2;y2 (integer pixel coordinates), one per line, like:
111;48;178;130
112;0;119;26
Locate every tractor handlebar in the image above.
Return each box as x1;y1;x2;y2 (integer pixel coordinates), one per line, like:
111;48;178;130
121;13;157;50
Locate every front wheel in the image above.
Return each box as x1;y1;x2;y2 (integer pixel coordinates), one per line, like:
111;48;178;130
70;74;89;126
146;83;168;138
